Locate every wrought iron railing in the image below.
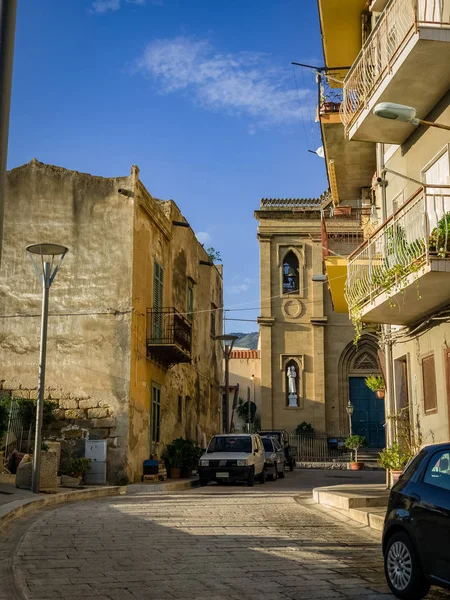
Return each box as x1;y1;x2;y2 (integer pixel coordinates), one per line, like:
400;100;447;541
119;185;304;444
287;432;350;462
146;307;192;356
345;187;450;314
341;0;450;134
260;191;331;210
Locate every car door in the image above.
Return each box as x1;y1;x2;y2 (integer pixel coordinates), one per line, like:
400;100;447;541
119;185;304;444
273;439;284;471
410;449;450;582
254;436;264;474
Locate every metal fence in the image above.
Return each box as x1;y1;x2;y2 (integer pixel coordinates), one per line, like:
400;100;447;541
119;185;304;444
3;399;25;458
287;432;350;463
346;187;450;314
340;0;450;134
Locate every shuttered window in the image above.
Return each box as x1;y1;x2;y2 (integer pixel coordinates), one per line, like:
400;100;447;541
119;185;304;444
422;354;437;413
153;262;164;339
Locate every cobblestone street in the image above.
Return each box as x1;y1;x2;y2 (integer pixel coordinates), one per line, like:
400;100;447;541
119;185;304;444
1;472;450;600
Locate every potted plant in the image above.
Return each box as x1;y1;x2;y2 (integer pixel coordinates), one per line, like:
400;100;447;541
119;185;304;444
364;374;385;399
162;442;183;479
344;435;367;470
378;443;411;484
60;457;92;487
295;422;315;437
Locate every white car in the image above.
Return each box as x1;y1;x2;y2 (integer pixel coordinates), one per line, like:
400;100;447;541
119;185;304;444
198;433;266;487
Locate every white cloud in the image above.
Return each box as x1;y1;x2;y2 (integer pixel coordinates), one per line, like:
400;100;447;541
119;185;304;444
230;278;253;294
248;124;257;135
136;37;311;126
195;231;211;245
90;0;160;13
90;0;120;13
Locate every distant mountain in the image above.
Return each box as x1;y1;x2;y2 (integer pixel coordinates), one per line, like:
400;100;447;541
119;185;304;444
230;332;259;350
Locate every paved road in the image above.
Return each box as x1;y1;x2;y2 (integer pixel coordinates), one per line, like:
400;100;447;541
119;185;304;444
2;470;450;600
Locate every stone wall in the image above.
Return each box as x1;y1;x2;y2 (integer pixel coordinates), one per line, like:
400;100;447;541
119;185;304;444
0;160;134;483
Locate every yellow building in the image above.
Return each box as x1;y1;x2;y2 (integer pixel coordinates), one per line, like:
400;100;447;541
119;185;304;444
0;160;223;483
319;0;450;445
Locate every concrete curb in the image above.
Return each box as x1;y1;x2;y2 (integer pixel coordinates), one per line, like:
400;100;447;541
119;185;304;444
0;486;126;531
127;478;200;494
312;484;389;532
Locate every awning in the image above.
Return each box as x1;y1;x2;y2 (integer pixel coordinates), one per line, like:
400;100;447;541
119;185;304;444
325;256;349;314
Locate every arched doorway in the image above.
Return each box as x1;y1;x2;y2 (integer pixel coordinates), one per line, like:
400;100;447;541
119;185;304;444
339;335;386;448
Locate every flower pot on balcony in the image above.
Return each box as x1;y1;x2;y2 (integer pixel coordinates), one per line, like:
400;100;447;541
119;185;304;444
350;462;365;471
376;389;385;399
321;101;336;113
391;470;403;484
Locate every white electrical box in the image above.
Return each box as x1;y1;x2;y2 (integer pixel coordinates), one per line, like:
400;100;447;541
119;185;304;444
85;440;107;485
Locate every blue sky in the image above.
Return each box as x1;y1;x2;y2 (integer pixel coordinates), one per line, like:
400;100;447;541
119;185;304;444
8;0;327;333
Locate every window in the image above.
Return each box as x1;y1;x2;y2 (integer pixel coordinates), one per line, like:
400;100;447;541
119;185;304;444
153;261;164;339
422;354;437;413
261;437;274;452
422;147;450;232
151;384;161;445
210;304;217;337
187;280;194;321
423;451;450;491
282;251;299;295
178;395;183;422
207;435;252;453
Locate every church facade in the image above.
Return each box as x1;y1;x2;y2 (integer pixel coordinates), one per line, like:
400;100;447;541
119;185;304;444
255;195;385;444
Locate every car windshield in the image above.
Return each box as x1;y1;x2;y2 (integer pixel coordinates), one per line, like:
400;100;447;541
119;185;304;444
208;436;252;453
261;438;274;452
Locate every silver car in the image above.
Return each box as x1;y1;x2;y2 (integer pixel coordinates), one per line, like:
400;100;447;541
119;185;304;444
261;436;286;481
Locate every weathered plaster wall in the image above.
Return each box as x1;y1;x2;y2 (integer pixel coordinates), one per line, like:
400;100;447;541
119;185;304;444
0;160;134;482
228;353;261;431
128;179;223;481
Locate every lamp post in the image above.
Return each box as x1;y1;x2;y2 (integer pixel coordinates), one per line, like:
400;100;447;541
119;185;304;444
27;243;68;493
0;0;17;263
216;334;238;434
346;400;354;436
374;102;450;131
249;374;255;434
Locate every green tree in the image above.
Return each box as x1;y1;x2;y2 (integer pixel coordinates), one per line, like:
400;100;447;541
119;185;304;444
206;247;222;263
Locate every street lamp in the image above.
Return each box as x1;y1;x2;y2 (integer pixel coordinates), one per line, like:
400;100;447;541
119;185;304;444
216;334;238;433
346;400;354;436
27;243;68;493
374;102;450;131
249;374;255;434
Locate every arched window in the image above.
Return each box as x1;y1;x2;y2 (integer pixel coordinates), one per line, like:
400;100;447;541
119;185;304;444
285;359;300;407
282;251;299;295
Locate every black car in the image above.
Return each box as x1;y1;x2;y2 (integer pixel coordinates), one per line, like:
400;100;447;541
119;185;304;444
383;442;450;599
258;429;296;471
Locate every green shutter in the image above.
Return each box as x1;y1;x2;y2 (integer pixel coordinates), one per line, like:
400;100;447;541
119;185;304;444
153;262;164;340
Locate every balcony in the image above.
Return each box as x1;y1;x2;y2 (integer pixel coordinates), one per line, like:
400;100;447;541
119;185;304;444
146;307;192;367
346;187;450;326
319;80;376;203
341;0;450;143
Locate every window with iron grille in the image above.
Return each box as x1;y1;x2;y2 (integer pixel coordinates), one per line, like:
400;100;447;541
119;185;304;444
422;354;437;413
151;383;161;444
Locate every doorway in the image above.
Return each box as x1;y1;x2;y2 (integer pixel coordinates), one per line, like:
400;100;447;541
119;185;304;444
349;377;386;448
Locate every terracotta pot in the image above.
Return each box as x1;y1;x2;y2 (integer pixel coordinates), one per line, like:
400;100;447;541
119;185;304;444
391;470;403;484
350;462;364;471
376;389;385;399
321;101;336;113
170;467;181;479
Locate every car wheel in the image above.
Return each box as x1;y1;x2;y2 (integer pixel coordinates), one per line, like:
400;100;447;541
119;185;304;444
258;468;266;484
279;463;286;478
247;468;255;487
384;532;430;600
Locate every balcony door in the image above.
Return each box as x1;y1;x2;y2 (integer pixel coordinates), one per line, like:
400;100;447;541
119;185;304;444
423;147;450;231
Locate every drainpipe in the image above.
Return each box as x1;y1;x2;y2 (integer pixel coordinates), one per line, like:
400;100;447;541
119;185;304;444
377;142;396;486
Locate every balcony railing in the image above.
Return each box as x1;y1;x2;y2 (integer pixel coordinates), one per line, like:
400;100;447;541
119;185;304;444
146;307;192;367
346;186;450;314
340;0;450;134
